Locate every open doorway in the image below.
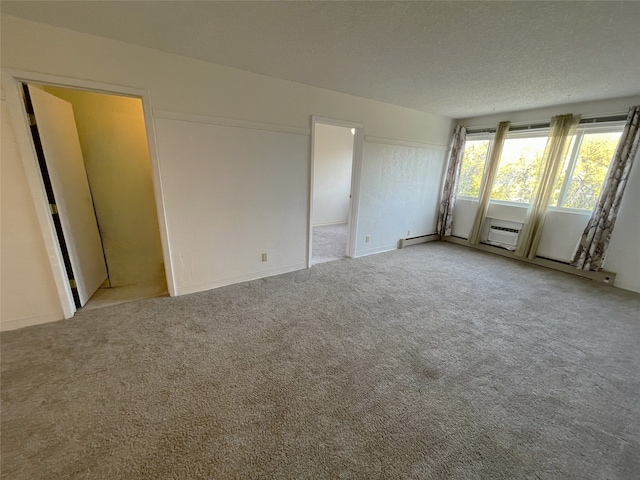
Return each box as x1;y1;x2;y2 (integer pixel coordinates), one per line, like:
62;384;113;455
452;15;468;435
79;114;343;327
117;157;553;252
310;118;361;265
22;83;168;310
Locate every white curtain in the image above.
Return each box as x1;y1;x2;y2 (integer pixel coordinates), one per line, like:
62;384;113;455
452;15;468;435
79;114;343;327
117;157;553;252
571;105;640;271
468;121;510;244
515;114;580;259
437;125;467;237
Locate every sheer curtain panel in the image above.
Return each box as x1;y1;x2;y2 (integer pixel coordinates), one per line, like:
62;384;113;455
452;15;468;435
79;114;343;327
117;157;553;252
515;114;580;259
468;121;510;244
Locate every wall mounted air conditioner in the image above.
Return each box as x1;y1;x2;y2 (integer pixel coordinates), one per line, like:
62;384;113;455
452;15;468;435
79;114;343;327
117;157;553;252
486;218;522;250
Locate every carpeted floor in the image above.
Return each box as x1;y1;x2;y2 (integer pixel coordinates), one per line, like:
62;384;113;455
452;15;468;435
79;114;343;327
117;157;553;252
2;242;639;479
312;223;348;265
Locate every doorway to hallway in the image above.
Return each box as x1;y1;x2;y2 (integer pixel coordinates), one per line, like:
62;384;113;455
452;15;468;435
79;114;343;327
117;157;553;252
310;120;358;265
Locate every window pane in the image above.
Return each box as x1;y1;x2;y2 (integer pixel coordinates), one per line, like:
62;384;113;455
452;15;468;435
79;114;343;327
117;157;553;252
550;135;578;207
561;132;621;210
490;136;548;204
457;139;489;198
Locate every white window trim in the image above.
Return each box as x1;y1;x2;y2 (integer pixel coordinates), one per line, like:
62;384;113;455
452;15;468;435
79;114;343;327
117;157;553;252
488;199;530;208
553;122;624;210
503;128;550;139
547;205;593;215
488;130;549;205
456;135;493;200
465;133;494;142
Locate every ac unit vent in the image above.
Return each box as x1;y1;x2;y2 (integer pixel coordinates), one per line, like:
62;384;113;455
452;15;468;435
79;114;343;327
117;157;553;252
490;225;520;234
486;219;522;250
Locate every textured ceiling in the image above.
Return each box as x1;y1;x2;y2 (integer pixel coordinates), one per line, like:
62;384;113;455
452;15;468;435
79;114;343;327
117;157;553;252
2;1;639;119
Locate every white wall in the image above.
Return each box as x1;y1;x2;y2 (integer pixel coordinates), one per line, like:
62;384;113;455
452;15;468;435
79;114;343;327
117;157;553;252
154;117;309;295
43;87;165;287
604;149;640;292
312;124;354;226
452;200;591;262
0;15;453;326
1;96;64;329
536;210;590;262
453;96;640;293
356;141;447;256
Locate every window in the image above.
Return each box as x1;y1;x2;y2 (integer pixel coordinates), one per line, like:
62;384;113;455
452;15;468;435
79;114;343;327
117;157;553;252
490;133;548;204
456;123;623;211
551;127;623;210
457;138;490;198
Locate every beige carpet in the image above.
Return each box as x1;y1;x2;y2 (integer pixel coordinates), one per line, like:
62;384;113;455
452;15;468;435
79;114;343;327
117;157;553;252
2;242;639;479
312;223;348;265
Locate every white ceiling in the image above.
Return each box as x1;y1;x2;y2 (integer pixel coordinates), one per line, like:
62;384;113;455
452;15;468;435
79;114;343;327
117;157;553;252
2;1;639;119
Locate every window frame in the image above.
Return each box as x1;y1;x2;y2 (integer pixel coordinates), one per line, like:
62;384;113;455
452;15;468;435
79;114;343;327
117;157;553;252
455;133;493;200
457;128;551;204
456;122;625;213
489;128;551;205
552;121;624;211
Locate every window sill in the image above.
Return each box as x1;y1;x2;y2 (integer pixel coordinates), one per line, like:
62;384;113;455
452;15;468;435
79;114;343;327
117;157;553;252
456;197;594;215
547;206;592;215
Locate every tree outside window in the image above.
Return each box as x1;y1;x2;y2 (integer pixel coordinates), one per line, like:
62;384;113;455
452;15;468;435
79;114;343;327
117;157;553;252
490;136;547;204
457;139;489;198
552;131;622;210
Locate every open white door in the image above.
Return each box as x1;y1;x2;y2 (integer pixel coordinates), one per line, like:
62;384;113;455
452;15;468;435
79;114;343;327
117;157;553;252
28;86;107;306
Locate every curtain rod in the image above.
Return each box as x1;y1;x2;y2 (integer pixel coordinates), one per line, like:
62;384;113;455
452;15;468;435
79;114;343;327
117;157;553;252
465;114;628;135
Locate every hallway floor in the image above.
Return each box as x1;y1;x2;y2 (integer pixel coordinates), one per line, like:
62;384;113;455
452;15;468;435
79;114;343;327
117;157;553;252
83;275;168;311
312;223;348;265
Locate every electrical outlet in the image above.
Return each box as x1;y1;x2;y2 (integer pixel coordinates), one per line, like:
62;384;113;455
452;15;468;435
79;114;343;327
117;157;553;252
407;230;411;237
365;235;370;243
261;253;268;262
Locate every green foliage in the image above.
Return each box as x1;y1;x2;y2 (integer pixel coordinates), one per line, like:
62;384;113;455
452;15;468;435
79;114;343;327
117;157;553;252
561;134;619;210
457;141;488;198
490;151;543;203
456;132;620;210
489;137;547;204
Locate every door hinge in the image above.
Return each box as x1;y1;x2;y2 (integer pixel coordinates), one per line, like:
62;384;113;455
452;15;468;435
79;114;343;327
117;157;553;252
49;204;58;215
69;278;77;289
28;112;37;126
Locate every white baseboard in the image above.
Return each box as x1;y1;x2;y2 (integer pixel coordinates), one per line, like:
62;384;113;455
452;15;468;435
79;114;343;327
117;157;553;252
1;311;65;332
176;262;308;296
312;221;348;227
354;244;397;258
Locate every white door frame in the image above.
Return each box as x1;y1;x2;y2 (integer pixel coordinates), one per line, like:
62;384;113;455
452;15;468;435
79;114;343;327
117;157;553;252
1;68;176;319
308;116;365;267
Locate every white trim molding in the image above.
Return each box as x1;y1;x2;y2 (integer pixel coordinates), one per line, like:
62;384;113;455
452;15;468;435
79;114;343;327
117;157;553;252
354;244;398;258
0;312;66;332
153;110;311;136
365;135;449;151
175;262;307;296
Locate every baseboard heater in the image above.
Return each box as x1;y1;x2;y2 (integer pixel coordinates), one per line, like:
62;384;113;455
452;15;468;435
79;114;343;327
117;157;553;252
398;234;439;249
442;236;617;285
